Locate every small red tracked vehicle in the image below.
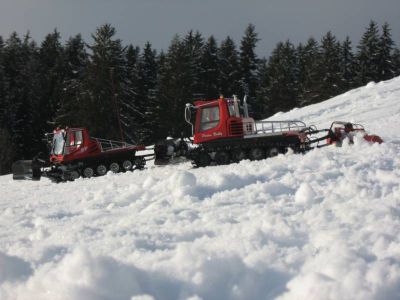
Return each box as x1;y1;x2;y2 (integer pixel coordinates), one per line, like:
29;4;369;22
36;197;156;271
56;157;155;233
12;127;151;182
325;121;383;146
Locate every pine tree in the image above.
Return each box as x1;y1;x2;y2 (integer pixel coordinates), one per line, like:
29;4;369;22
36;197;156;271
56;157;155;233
200;35;219;99
0;37;14;174
254;58;270;115
317;31;343;100
126;45;140;86
240;24;261;117
0;36;6;127
2;32;40;160
0;127;14;175
297;37;321;106
3;32;26;157
54;34;88;127
153;51;170;139
149;51;169;141
22;33;42;155
183;30;204;98
266;41;299;114
393;48;400;76
124;45;142;142
377;22;396;81
158;35;193;137
37;29;65;131
341;36;356;90
137;42;158;143
218;36;240;97
83;24;133;141
356;20;381;85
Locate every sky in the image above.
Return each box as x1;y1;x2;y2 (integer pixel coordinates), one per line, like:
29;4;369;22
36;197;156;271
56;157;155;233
0;0;399;56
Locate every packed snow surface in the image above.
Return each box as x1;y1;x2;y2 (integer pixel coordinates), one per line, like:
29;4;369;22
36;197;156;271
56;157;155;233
1;77;400;300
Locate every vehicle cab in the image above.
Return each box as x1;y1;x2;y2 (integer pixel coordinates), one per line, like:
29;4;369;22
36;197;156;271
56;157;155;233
49;128;101;163
186;96;255;144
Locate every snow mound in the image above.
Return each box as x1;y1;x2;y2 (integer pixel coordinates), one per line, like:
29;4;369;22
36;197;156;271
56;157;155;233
1;77;400;299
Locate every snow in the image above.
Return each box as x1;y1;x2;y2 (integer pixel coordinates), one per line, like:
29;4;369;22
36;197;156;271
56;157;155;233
1;77;400;300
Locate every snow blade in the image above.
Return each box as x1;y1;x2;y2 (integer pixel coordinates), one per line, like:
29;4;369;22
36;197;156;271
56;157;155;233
12;160;42;181
154;138;190;165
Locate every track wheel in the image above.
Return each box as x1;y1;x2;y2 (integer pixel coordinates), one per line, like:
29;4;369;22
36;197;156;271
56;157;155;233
231;149;247;162
83;167;94;178
249;147;265;161
134;157;146;170
70;171;80;181
110;162;120;173
122;160;133;171
268;147;279;157
194;152;211;168
215;151;231;165
96;164;107;176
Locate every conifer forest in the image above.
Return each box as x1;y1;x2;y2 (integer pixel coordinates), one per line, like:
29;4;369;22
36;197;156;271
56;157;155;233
0;21;399;174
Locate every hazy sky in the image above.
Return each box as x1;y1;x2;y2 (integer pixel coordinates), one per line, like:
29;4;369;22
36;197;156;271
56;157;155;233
1;0;399;56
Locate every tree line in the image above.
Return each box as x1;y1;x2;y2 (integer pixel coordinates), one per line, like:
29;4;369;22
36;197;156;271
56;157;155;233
0;21;399;174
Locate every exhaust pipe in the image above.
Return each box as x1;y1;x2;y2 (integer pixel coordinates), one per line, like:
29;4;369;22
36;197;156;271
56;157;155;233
243;95;249;118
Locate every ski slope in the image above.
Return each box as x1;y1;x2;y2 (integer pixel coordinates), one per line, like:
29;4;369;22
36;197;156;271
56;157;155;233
1;77;400;300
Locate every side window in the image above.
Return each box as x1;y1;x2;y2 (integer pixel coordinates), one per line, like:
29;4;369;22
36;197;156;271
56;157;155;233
66;131;83;146
200;106;220;131
75;131;83;145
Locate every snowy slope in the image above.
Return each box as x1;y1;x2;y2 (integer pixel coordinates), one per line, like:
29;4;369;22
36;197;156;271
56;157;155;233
1;77;400;300
270;79;400;142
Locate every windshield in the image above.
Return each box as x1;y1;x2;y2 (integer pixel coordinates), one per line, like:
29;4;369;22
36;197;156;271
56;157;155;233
52;132;65;155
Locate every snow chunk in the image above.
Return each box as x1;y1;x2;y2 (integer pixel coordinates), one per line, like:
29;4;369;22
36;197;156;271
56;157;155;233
0;249;148;300
169;171;197;198
294;183;317;205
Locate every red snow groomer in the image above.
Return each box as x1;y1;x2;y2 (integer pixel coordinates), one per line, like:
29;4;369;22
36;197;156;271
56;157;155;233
12;127;151;182
155;96;314;166
154;96;383;166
